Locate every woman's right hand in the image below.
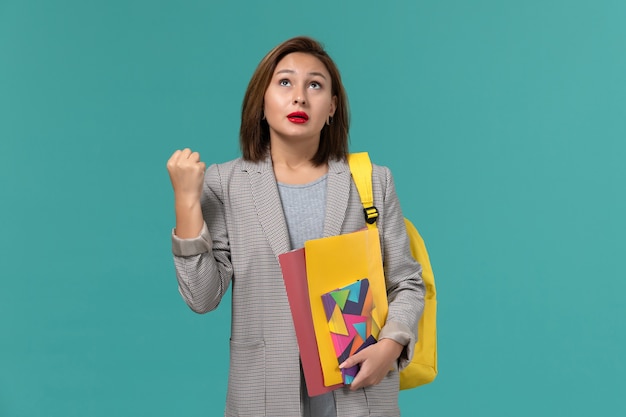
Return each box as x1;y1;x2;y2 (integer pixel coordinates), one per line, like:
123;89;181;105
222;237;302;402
166;148;207;204
167;149;207;238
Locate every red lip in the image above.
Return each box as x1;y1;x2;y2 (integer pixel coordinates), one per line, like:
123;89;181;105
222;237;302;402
287;111;309;124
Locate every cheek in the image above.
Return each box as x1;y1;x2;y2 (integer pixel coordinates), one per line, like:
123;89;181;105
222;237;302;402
263;98;279;120
263;89;285;111
315;97;334;117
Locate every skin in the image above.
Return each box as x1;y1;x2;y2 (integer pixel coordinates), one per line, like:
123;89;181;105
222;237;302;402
166;51;404;391
264;52;336;185
166;148;205;239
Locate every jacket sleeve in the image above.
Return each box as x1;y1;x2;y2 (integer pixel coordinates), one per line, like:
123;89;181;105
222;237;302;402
375;165;425;369
171;163;233;314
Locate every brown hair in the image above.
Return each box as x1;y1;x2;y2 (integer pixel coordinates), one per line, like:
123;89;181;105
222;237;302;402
240;36;350;165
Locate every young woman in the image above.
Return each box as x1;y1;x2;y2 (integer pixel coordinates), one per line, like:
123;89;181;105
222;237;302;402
167;36;425;417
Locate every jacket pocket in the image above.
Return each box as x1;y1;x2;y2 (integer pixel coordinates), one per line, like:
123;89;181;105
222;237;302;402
226;339;266;416
363;369;400;417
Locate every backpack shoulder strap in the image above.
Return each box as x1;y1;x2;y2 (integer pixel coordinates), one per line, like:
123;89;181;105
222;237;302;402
347;152;379;229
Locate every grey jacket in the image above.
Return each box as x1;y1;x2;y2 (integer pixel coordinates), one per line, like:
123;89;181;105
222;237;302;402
172;155;425;417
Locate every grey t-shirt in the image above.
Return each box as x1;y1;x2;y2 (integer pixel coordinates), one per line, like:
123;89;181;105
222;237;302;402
278;174;337;417
278;174;327;250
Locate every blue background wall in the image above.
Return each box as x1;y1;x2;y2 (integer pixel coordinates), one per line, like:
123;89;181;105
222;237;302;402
1;0;625;415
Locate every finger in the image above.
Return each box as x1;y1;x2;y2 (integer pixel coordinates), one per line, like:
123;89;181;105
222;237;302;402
349;375;364;391
348;366;371;391
180;148;192;159
188;151;201;162
339;351;364;370
168;149;182;161
349;366;383;391
167;149;182;170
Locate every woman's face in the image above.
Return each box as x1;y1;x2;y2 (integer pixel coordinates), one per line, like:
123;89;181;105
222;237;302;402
263;52;337;145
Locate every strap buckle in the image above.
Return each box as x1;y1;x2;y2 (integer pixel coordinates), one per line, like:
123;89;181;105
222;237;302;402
363;206;379;224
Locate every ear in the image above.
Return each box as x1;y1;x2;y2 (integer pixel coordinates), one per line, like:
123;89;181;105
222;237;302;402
330;95;337;117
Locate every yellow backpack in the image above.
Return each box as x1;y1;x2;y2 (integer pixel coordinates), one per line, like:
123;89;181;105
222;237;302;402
348;152;438;390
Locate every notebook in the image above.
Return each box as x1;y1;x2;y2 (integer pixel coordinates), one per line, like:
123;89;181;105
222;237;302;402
321;278;379;384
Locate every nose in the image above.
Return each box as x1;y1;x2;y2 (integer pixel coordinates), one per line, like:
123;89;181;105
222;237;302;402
293;86;307;105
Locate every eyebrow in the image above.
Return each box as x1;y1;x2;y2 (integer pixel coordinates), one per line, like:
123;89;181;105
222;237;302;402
275;69;328;80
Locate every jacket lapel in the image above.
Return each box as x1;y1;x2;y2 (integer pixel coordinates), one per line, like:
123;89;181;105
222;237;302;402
322;158;352;237
242;156;292;258
242;156;353;257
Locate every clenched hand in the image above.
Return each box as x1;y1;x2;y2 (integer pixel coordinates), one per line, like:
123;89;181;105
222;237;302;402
166;148;206;238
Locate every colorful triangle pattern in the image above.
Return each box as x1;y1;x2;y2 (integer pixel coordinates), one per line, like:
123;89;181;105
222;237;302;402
321;278;378;385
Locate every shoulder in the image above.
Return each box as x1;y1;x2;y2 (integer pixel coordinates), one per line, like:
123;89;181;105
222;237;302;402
371;161;394;191
208;155;274;177
204;157;245;181
372;162;392;178
207;156;243;174
202;157;245;200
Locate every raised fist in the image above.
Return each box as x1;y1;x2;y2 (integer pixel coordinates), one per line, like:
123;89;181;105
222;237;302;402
166;148;206;203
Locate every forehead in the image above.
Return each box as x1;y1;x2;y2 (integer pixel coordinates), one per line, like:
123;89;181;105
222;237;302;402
274;52;330;76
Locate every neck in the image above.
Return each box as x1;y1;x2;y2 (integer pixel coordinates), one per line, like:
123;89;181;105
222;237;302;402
270;141;328;185
269;137;320;169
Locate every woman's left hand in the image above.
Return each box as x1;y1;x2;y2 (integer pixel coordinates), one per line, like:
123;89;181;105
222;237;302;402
339;338;404;391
